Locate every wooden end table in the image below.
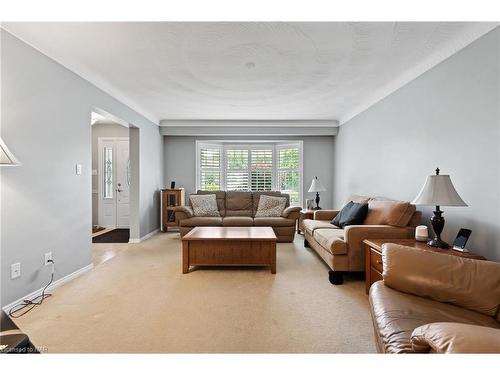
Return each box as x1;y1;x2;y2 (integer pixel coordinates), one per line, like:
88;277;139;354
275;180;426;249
181;226;277;273
363;238;487;294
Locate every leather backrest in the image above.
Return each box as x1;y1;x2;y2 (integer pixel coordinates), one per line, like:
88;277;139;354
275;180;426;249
225;191;253;217
346;194;370;204
382;244;500;317
363;197;416;227
196;190;226;216
252;192;289;216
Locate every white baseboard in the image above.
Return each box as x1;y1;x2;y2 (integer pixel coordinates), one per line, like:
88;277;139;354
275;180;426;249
2;263;94;312
128;228;160;244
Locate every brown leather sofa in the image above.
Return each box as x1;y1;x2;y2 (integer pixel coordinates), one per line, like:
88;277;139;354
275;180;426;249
369;244;500;353
174;190;302;242
302;195;421;284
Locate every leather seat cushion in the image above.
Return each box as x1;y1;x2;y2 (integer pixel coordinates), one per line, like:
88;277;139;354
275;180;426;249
302;219;339;236
180;217;223;227
253;217;295;227
312;228;347;255
222;216;254;226
369;282;500;354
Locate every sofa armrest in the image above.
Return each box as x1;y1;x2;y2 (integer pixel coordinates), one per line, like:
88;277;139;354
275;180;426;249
282;206;301;220
173;206;194;219
344;225;414;246
313;210;339;221
411;322;500;353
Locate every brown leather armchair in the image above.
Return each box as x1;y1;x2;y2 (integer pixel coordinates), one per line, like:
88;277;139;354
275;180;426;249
369;244;500;353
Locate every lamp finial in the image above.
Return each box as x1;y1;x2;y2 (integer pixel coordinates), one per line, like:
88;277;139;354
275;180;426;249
435;167;440;175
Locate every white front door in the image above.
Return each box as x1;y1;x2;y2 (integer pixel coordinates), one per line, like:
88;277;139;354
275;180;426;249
98;138;130;228
116;139;130;227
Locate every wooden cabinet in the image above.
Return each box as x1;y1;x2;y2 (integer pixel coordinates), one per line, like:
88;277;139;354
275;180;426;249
363;238;487;294
161;188;185;231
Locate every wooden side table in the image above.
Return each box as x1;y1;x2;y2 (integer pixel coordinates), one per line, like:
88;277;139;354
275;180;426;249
297;209;315;234
363;238;487;294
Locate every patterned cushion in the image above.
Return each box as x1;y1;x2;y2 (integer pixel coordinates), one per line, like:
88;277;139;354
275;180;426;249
190;194;220;217
254;195;287;217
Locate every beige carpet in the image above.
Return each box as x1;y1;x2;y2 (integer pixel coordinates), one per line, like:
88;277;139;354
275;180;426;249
15;232;376;353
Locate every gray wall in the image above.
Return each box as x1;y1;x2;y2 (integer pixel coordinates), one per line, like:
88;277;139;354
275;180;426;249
1;30;163;306
91;122;130;225
333;27;500;260
163;136;334;209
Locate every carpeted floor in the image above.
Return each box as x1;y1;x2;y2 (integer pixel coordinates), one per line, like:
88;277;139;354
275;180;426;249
92;228;130;243
14;232;376;353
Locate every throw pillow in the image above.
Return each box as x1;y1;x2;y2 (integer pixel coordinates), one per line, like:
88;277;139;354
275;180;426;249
331;201;369;228
254;195;287;217
190;194;220;217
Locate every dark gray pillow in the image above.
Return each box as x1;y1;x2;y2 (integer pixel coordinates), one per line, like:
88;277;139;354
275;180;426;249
331;201;368;228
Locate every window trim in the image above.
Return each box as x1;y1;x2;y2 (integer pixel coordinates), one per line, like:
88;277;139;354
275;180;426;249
196;140;303;206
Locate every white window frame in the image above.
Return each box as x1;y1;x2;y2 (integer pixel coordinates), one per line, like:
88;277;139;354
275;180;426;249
196;140;303;206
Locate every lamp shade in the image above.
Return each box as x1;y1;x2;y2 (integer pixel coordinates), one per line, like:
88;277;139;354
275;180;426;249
0;137;21;166
308;176;326;193
412;174;467;207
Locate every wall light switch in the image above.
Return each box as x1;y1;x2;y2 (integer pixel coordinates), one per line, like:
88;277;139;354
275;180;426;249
76;163;82;175
92;169;98;176
11;263;21;279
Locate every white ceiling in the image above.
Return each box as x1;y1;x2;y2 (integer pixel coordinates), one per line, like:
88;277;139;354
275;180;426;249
3;22;498;125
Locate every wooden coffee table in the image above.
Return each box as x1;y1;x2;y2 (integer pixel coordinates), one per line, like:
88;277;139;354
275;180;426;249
181;226;277;273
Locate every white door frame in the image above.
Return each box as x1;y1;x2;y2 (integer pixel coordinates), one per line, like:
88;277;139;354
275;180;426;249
97;137;129;228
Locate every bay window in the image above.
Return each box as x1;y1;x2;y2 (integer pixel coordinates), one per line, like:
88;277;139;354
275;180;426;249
196;141;303;206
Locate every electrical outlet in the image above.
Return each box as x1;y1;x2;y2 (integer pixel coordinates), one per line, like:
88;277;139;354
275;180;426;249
11;263;21;279
44;252;53;266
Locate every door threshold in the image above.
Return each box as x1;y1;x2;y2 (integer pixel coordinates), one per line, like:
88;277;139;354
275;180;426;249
92;227;115;238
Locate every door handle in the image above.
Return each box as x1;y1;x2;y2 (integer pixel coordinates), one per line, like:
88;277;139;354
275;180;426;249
116;188;123;193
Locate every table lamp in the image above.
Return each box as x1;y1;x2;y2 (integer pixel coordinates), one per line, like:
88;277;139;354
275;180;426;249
411;168;467;248
0;137;21;166
308;176;326;210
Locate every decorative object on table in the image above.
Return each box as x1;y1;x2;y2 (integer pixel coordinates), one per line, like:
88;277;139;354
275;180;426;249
306;198;315;210
160;188;185;231
0;137;21;166
412;168;468;248
170;181;176;189
331;201;369;228
415;225;429;242
452;228;472;252
308;176;327;210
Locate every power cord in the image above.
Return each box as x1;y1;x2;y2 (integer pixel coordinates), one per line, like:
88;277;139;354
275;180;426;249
8;260;55;318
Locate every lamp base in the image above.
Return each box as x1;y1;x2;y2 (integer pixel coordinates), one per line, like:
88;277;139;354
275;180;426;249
427;238;449;249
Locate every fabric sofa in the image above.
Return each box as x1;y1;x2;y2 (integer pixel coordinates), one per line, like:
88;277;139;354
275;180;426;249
302;195;421;284
369;244;500;353
174;190;302;242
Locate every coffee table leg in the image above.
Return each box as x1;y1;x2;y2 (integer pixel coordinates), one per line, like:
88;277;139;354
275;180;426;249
270;241;276;274
182;241;189;274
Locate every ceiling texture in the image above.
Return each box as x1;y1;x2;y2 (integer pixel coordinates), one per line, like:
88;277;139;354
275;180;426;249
3;22;498;125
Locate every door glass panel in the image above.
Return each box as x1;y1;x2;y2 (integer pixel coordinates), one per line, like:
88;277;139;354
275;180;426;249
104;147;113;198
126;158;131;187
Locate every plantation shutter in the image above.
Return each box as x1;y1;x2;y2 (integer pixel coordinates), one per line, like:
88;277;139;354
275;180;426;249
225;148;249;191
198;143;222;191
277;144;301;205
250;148;273;191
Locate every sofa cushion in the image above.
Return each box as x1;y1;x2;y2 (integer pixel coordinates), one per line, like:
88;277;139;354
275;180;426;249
190;194;220;217
196;190;226;216
253;192;289;216
347;194;371;204
255;195;287;217
331;201;368;228
225;191;253;217
302;219;339;236
369;282;499;353
222;216;254;226
179;217;223;227
364;198;415;227
254;217;296;227
313;228;347;255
